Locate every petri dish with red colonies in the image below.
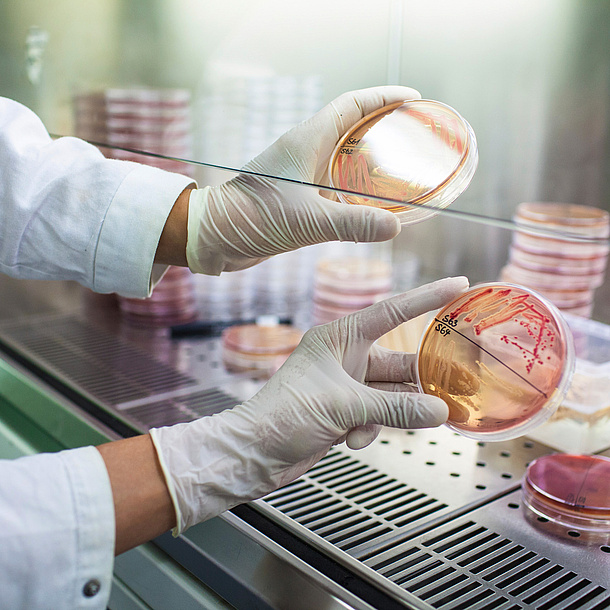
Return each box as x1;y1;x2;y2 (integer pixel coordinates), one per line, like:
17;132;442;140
328;99;478;225
522;454;610;543
416;282;575;441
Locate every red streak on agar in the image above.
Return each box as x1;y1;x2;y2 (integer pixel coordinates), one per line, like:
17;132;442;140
450;287;497;321
337;153;376;199
406;109;465;155
451;287;557;375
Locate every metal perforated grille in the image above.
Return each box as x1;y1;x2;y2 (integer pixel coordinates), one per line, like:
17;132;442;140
0;316;196;404
358;515;610;609
120;388;239;428
264;450;449;553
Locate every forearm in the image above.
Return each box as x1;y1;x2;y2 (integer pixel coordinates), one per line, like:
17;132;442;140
97;435;176;556
154;185;194;267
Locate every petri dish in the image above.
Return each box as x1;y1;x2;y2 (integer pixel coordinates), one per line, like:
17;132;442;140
416;282;575;441
221;323;303;378
328;99;478;224
118;266;197;327
312;258;393;325
515;202;610;238
522;454;610;543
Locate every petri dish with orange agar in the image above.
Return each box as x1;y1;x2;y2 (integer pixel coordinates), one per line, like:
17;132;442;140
522;454;610;542
221;323;303;379
416;283;575;441
328;99;478;224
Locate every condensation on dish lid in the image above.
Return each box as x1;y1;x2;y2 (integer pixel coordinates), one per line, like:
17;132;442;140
328;99;478;225
522;454;610;543
416;282;575;441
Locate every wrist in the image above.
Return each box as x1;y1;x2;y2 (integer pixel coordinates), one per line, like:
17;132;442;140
154;184;195;267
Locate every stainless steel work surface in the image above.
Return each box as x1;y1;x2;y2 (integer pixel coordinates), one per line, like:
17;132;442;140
0;278;608;609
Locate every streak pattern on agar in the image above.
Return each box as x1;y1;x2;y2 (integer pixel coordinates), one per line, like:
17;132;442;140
417;283;573;440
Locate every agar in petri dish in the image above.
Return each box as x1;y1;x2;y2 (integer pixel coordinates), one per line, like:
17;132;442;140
416;283;575;441
328;99;478;225
522;454;610;542
221;323;303;378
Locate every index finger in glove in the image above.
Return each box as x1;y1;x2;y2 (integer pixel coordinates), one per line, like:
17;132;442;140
347;276;469;344
366;344;418;384
362;385;449;430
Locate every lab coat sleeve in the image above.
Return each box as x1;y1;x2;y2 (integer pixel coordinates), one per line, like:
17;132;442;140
0;97;195;298
0;446;115;609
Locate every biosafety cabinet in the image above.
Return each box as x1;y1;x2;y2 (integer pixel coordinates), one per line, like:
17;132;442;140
1;2;610;608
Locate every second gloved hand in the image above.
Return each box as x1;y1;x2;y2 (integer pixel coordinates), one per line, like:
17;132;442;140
186;85;420;275
150;276;469;534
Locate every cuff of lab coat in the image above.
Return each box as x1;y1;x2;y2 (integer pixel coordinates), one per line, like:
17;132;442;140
60;445;116;608
93;162;195;298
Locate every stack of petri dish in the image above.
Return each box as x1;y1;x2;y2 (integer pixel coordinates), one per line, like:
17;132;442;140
501;202;610;318
74;88;193;174
312;258;393;325
221;323;304;379
74;88;197;326
118;266;197;327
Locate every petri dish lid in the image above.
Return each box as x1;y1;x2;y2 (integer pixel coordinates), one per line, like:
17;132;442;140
522;454;610;539
416;282;575;441
328;99;478;225
221;323;303;356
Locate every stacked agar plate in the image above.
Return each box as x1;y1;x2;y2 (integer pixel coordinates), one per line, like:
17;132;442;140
501;203;610;318
74;88;197;327
73;88;193;173
312;258;393;325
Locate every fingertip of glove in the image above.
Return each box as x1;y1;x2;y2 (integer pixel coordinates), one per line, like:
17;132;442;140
410;394;449;429
345;425;381;450
360;208;401;242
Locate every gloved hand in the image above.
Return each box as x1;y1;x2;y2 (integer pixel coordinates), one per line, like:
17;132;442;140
186;86;421;275
150;276;469;534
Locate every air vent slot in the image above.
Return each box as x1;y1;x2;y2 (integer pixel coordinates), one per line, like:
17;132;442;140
1;316;196;404
264;451;447;554
121;388;239;429
359;519;610;609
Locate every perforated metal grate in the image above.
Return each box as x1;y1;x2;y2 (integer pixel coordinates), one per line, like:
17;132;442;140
264;450;449;553
353;493;610;609
0;315;196;404
120;388;240;428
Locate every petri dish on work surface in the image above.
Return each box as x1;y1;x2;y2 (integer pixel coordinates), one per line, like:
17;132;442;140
221;323;303;379
522;454;610;543
328;99;478;224
416;283;575;441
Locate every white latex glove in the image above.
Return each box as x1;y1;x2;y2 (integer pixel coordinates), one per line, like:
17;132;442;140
150;276;469;534
186;86;421;275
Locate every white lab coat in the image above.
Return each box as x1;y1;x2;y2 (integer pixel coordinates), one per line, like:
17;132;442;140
0;98;194;609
